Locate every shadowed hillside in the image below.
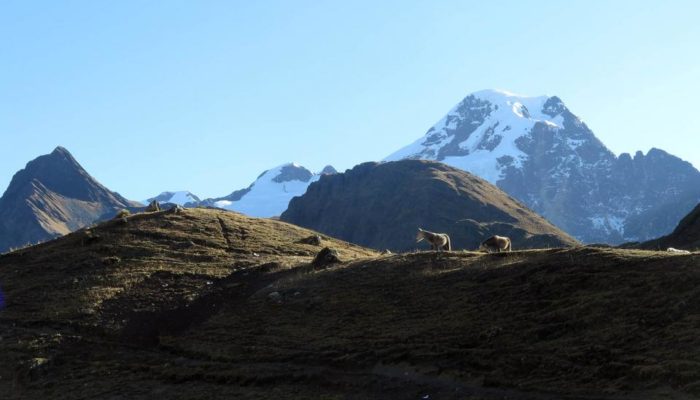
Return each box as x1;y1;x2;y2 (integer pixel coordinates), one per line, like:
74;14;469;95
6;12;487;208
640;202;700;251
282;160;579;251
1;207;699;399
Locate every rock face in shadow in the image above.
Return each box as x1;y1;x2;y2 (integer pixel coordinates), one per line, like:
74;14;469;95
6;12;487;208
281;160;579;251
640;202;700;251
0;147;139;252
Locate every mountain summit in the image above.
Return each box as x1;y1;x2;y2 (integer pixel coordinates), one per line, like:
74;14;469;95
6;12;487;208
199;163;336;218
0;147;139;252
386;89;700;243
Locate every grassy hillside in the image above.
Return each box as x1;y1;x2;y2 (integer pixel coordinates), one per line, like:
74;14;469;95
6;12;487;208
1;207;699;399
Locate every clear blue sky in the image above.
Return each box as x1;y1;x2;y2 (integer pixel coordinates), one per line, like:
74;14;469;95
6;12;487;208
1;1;699;200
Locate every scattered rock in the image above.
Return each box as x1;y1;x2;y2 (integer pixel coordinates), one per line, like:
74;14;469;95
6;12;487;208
81;230;102;246
174;240;196;250
169;204;185;214
114;209;130;220
145;200;161;212
299;235;323;246
312;247;341;269
268;291;282;304
16;357;51;383
101;256;121;266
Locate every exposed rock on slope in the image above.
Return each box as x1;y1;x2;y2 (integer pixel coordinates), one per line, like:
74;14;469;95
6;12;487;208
0;147;139;252
386;89;700;244
281;160;578;251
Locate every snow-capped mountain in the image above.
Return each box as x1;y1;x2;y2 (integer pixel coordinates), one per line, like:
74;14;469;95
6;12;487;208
386;89;700;243
145;191;201;206
200;163;337;218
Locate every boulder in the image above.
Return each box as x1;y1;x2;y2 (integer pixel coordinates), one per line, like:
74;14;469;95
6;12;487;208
312;247;341;268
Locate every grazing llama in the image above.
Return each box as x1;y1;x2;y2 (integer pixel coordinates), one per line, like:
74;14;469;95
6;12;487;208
666;247;691;254
480;235;512;253
416;228;451;251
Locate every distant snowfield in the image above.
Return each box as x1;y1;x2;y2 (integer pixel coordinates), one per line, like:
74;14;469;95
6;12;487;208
214;163;321;218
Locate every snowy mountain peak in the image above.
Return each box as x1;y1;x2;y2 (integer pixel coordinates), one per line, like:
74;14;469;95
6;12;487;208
202;162;326;218
265;163;314;184
146;191;201;206
384;89;574;184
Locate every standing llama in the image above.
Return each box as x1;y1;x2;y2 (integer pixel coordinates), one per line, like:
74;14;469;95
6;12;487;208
416;228;451;251
479;235;512;253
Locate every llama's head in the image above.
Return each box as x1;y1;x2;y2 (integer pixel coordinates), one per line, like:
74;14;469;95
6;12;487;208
416;228;425;242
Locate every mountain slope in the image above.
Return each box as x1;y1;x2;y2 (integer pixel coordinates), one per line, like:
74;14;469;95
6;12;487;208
281;160;579;251
1;207;699;398
0;147;139;252
639;202;700;250
386;89;700;244
200;163;337;218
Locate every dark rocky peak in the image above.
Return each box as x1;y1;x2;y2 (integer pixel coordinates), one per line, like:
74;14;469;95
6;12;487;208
541;96;567;117
272;164;314;183
320;165;337;175
628;148;696;172
1;146;117;204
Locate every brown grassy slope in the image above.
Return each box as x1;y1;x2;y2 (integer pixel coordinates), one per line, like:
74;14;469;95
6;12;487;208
162;248;700;399
1;208;700;399
282;160;579;251
640;202;700;251
0;207;375;397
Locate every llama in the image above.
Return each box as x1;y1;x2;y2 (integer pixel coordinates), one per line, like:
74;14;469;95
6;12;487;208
479;235;512;253
416;228;451;251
